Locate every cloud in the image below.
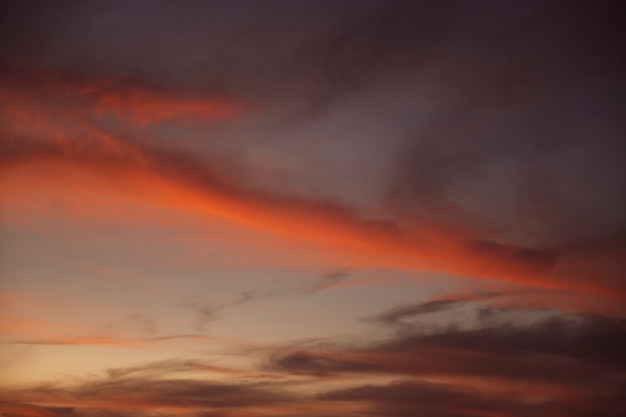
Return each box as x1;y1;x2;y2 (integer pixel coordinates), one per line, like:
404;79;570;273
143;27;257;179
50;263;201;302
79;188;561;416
4;378;294;417
0;66;244;129
126;314;157;336
1;1;625;301
320;377;626;417
12;333;224;348
366;286;610;327
4;131;624;302
269;306;626;416
273;308;626;376
371;299;467;326
0;404;78;417
184;303;220;333
177;290;266;332
320;379;516;417
5;306;626;417
306;268;352;293
1;356;300;417
2;65;622;301
374;1;626;246
2;2;625;416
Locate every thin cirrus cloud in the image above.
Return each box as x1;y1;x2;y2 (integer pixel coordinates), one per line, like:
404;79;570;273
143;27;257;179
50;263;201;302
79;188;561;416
12;334;222;348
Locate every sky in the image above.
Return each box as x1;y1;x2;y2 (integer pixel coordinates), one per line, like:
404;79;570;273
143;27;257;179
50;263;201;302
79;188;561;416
0;1;625;416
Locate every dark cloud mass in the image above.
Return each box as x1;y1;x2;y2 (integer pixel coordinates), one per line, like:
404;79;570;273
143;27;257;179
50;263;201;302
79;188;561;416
272;307;626;377
272;306;626;416
321;378;626;417
1;1;625;416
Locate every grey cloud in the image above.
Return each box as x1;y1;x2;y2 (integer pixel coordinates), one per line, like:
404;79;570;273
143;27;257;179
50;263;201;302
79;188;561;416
177;290;266;332
177;301;220;333
0;1;379;95
306;268;352;293
268;351;380;378
371;299;466;326
126;314;157;335
320;378;626;417
271;307;626;380
380;0;626;248
13;334;217;346
104;358;237;379
320;379;515;417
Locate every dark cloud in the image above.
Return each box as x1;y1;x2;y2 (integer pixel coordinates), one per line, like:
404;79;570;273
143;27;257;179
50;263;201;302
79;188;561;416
320;378;626;417
0;0;379;95
379;0;626;249
268;306;626;416
271;307;626;386
320;379;515;417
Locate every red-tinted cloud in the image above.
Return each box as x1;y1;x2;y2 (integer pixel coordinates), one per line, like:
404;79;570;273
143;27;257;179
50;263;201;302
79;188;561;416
3;136;624;306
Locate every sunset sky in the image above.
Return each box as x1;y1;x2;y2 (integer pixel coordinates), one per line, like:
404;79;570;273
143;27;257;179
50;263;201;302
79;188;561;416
1;1;625;416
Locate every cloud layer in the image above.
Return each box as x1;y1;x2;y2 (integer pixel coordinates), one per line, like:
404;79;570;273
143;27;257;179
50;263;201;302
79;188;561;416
1;1;625;416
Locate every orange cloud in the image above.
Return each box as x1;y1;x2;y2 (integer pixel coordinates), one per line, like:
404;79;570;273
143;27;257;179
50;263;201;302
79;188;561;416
2;140;624;305
0;67;244;132
1;68;624;304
